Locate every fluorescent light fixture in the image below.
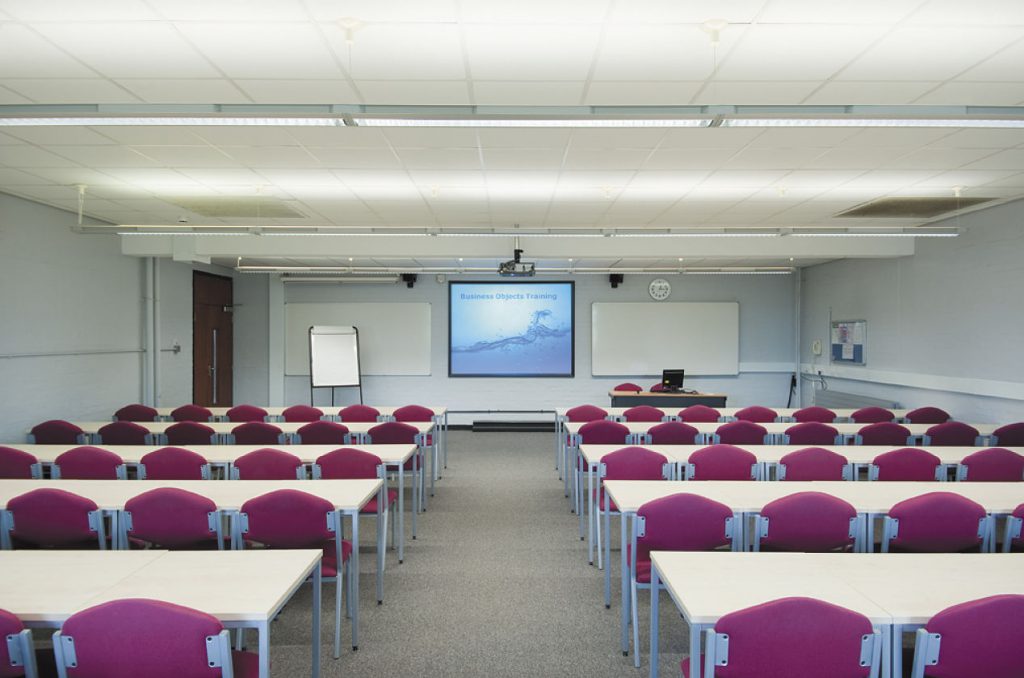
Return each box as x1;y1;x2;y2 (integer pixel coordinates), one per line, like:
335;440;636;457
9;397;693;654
350;118;712;128
722;118;1024;129
683;268;793;275
0;117;344;126
788;229;959;237
281;275;399;284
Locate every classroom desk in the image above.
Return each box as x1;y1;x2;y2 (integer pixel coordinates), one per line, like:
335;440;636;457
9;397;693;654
648;551;1024;678
564;420;998;442
0;478;380;654
0;549;323;678
603;480;1024;664
607;391;729;408
16;443;418;563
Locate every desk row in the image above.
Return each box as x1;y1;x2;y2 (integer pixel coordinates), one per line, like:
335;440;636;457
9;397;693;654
111;402;447;423
561;404;930;423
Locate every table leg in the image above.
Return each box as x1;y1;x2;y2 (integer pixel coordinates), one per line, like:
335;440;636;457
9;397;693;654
376;493;385;605
650;566;660;678
688;624;702;678
889;624;901;678
585;461;594;560
311;564;321;678
398;465;406;562
620;512;630;656
258;620;270;678
604;493;612;608
351;512;360;651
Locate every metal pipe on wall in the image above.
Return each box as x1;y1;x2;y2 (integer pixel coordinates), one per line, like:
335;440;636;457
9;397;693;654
143;257;156;406
153;257;161;406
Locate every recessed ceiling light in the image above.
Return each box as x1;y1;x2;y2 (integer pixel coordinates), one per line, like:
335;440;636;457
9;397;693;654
0;117;345;126
721;118;1024;129
349;117;712;128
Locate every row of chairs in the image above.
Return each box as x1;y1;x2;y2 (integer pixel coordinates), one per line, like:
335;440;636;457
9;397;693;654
113;403;426;423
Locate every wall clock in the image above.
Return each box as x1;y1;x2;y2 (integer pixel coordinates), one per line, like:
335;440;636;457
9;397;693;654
648;278;671;301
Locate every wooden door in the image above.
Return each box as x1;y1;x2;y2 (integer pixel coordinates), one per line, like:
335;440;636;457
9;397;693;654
193;272;233;407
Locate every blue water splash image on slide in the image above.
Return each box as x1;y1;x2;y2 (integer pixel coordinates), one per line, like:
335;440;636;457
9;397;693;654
452;310;569;354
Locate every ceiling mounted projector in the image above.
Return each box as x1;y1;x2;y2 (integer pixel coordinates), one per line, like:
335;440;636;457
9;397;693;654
498;246;535;277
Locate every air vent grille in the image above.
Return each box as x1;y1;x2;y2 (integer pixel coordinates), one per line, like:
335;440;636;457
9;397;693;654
167;197;306;218
836;197;991;219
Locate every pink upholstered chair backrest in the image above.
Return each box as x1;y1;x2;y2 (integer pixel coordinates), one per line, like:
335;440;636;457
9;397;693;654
125;488;217;549
315;448;382;480
759;492;857;552
97;421;149;445
233;448;303;480
792;406;837;423
7;488;99;548
281;405;324;423
394;405;435;422
613;382;643;392
711;597;874;678
715;420;768;445
226;404;268;423
871;447;941;481
565;405;608;422
993;422;1024;447
959;448;1024;482
230;422;282;445
734;406;778;423
170;404;212;423
578;420;630;445
858;422;912;446
647;422;700;445
295;421;349;445
601;447;668;481
54;446;125;480
887;492;986;552
926;422;980;447
28;420;83;444
338;405;380;422
636;493;733;563
58;598;225;678
140;447;209;480
678;405;720;422
164;422;216;446
0;608;24;678
367;421;418;445
920;594;1024;678
688;444;758;481
0;446;38;479
779;447;849;481
785;422;839;445
240;489;334;548
904;406;951;424
850;406;894;423
649;383;667;392
114;404;158;422
622;405;665;422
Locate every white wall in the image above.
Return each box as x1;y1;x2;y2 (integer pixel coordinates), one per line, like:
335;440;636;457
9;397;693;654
278;272;797;420
800;198;1024;424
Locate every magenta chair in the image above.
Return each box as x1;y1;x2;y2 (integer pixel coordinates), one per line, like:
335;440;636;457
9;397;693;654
909;594;1024;678
281;405;324;423
394;405;441;491
778;447;852;481
622;405;666;422
734;406;778;423
753;492;859;552
629;493;736;665
792;406;837;423
337;404;380;422
237;489;352;657
613;382;643;392
0;607;40;678
783;422;840;446
882;492;989;553
230;448;304;480
293;421;349;445
857;422;914;446
712;421;770;446
113;403;157;422
685;445;759;480
225;404;268;423
850;406;895;424
595;447;670;571
96;421;149;445
367;422;425;514
1003;503;1024;552
123;488;222;550
139;447;211;480
0;447;41;479
4;488;105;550
925;422;982;447
52;446;127;480
904;406;951;424
677;405;721;423
685;597;881;678
957;448;1024;482
53;599;256;677
646;422;700;445
229;422;284;445
26;420;84;445
869;448;943;481
170;404;212;422
574;420;631;525
649;383;667;392
992;422;1024;447
563;405;609;483
163;421;216;446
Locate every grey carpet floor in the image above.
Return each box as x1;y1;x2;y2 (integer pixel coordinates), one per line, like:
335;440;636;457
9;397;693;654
269;431;692;677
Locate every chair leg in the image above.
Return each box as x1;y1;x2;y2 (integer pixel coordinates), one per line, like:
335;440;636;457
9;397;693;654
632;580;641;668
333;568;342;659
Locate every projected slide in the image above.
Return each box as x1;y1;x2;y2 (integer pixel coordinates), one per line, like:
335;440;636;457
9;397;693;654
449;281;574;377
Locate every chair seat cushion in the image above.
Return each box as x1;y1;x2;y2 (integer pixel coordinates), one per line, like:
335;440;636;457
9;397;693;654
625;545;651;583
680;657;706;677
402;454;424;471
321;540;353;577
232;649;261;677
361;489;399;514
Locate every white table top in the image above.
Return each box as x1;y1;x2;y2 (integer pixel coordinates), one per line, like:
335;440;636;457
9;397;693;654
602;479;1024;514
57;421;433;436
153;405;447;418
559;406;914;420
17;443;417;466
564;421;997;436
0;478;383;512
580;444;1021;466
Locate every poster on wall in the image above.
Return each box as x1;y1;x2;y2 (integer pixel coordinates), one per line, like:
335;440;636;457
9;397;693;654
831;319;866;365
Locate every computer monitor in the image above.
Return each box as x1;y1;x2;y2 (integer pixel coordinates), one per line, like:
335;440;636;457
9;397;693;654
661;369;685;391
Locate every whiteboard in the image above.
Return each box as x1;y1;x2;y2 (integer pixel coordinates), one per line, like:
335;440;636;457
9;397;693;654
286;303;431;376
310;326;360;387
591;302;739;376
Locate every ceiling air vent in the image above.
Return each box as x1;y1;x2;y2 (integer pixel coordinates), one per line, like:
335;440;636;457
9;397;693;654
166;197;306;219
836;197;991;219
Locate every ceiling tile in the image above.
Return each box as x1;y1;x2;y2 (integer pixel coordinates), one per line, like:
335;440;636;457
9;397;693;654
563;148;650;170
803;80;939;105
723;147;826;170
234;79;359;104
147;0;308;21
189;127;301;146
396;148;483;170
660;127;764;149
758;0;925;24
909;0;1024;25
963;149;1024;170
482;149;565;170
608;0;765;23
306;147;402;169
127;145;238;167
177;169;268;186
584;81;702;106
330;25;465;80
47;146;161;167
0;85;32;104
716;25;888;80
354;80;471;105
912;81;1024;105
0;168;51;185
382;127;480;148
642;148;732;170
881;147;996;170
84;126;207;145
460;0;611;23
463;25;602;80
692;81;821;105
4;79;139;103
594;26;721;81
3;127;117;145
931;129;1024;149
0;25;95;77
305;0;459;22
473;81;585;106
21;167;127;185
957;39;1024;81
0;146;83;167
175;23;343;79
219;146;320;168
0;0;159;20
115;79;251;104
